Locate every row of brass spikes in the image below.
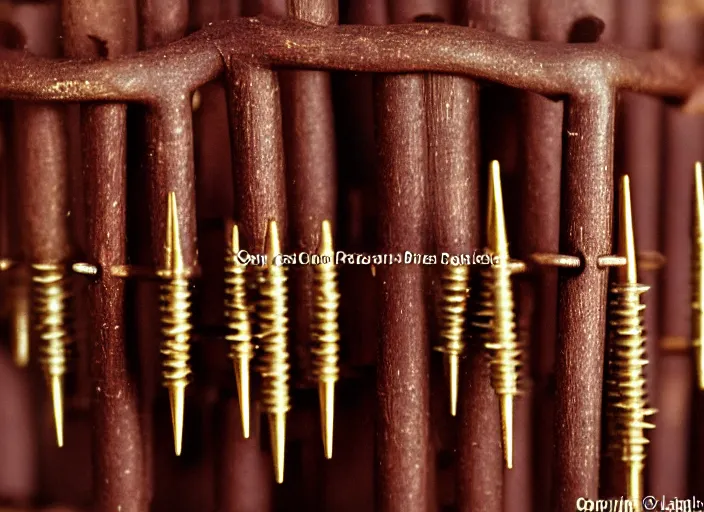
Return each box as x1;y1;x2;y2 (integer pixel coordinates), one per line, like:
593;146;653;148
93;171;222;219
6;260;73;449
5;192;194;454
436;160;522;469
224;219;341;480
9;166;671;488
224;221;290;483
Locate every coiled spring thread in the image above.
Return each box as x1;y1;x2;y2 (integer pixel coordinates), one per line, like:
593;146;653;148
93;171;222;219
225;223;255;439
159;277;192;387
32;263;73;448
479;160;522;470
435;264;470;417
256;220;290;484
606;282;655;502
159;192;193;457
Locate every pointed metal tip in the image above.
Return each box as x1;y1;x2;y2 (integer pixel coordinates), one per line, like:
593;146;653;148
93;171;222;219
618;175;637;284
229;222;241;254
234;357;251;439
320;220;334;255
165;192;184;274
487;161;508;256
265;220;281;266
50;375;64;448
500;394;514;469
319;381;335;459
448;353;459;417
168;383;186;456
269;413;286;483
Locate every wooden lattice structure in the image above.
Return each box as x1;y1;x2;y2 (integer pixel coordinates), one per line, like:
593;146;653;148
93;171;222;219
0;1;702;511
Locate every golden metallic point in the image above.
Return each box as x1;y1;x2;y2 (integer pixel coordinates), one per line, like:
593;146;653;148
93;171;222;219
235;362;251;439
488;160;508;255
604;175;655;503
619;175;637;284
692;162;704;390
320;220;333;254
311;220;340;459
165;192;185;275
159;192;193;456
168;382;185;456
476;160;521;470
269;412;287;484
225;222;254;439
266;220;282;265
257;220;291;481
501;394;513;469
448;353;459;417
50;375;64;448
319;381;335;459
32;263;72;448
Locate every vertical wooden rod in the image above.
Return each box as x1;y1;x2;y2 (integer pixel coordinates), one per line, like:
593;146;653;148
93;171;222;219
553;91;615;512
374;73;430;512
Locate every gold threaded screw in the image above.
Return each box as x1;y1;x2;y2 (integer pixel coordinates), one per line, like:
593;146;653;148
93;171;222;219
435;264;470;417
158;192;193;457
605;175;656;505
32;263;73;448
225;223;255;439
692;162;704;390
310;220;340;459
256;220;290;484
476;160;521;470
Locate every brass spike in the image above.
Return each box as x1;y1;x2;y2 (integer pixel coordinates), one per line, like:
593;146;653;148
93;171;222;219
475;160;521;470
256;220;290;483
32;263;73;447
310;220;340;458
159;192;193;456
11;273;30;368
692;162;704;390
435;263;469;417
605;175;656;505
224;223;255;439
